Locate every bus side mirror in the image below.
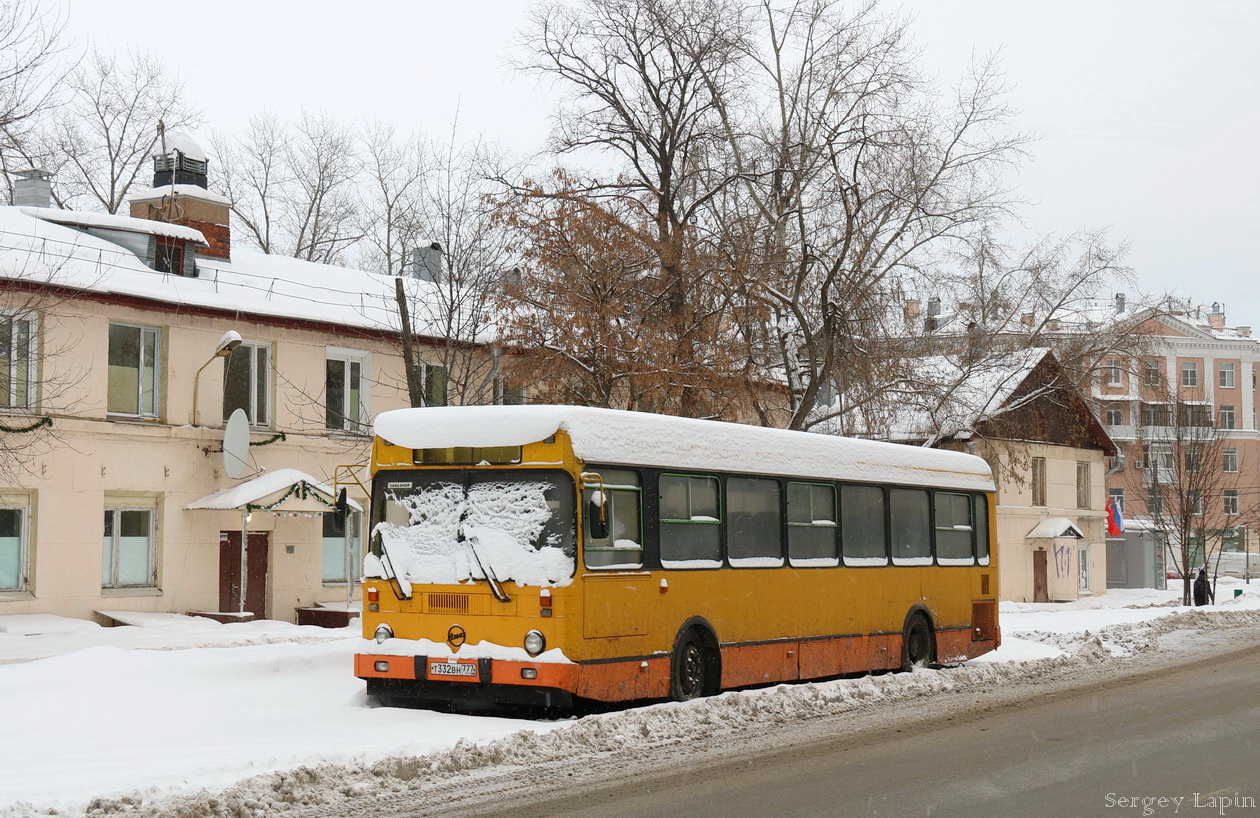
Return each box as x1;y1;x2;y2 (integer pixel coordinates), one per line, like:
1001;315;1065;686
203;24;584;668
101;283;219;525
588;490;609;540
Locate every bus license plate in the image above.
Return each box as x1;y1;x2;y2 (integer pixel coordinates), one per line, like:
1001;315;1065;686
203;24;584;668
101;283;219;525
428;660;478;680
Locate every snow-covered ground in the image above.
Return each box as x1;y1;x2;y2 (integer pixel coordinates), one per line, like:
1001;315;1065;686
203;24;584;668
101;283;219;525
2;580;1258;818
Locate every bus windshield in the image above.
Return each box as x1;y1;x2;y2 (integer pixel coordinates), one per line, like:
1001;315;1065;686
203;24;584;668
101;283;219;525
367;469;576;588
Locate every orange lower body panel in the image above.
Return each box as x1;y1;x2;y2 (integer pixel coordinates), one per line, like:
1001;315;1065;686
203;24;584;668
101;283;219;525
356;627;1000;704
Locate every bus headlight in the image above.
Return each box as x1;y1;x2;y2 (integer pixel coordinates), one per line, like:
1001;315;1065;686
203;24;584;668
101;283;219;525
374;623;394;644
524;629;545;656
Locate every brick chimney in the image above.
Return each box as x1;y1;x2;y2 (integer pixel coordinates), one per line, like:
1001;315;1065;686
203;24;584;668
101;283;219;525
1207;302;1225;330
129;130;231;260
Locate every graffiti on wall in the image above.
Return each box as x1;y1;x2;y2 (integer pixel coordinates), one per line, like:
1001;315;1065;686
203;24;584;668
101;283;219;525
1053;542;1073;578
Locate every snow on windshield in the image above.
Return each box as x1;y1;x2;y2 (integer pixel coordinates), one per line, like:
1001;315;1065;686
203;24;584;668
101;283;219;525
368;476;575;588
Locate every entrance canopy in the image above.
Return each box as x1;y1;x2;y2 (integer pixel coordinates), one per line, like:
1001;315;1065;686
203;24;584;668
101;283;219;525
186;468;362;514
1026;517;1084;539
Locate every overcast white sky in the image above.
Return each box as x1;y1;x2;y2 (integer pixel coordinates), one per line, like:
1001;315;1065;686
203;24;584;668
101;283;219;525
64;0;1260;325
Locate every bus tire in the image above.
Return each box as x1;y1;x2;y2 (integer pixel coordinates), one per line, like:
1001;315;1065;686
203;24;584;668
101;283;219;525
670;626;719;701
901;612;935;671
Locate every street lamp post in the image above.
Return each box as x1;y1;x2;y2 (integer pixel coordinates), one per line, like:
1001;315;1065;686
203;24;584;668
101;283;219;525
191;330;243;426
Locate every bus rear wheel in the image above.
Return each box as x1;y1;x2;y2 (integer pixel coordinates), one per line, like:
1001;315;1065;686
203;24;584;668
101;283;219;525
670;629;718;701
901;613;935;671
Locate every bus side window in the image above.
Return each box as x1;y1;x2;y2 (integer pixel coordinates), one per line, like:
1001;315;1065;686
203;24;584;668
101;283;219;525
841;484;887;566
584;469;644;569
975;494;991;565
934;491;975;565
659;474;721;566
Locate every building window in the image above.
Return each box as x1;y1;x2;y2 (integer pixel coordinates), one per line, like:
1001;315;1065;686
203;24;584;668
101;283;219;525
322;509;362;583
1108;488;1125;515
1031;457;1046;507
1076;461;1090;509
0;506;28;592
1141;403;1172;427
1181;362;1198;388
102;507;156;588
325;349;368;432
153;236;186;274
1147;488;1163;515
1220;363;1236;389
1189;490;1203;516
1220;405;1236;430
1104;358;1122;387
1143;360;1162;388
107;323;160;417
1223;447;1238;473
1224;490;1240;516
493;377;525;406
1185;446;1202;473
223;342;270;427
1105;404;1123;426
0;315;35;409
1177;403;1210;427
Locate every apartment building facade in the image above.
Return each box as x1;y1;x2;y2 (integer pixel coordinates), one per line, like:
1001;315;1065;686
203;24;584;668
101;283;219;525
0;140;476;625
1098;305;1260;581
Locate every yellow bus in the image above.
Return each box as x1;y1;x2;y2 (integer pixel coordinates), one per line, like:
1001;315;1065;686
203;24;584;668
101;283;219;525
354;405;999;709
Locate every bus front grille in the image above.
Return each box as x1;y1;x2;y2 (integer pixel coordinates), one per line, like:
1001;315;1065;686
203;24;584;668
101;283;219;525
424;593;496;615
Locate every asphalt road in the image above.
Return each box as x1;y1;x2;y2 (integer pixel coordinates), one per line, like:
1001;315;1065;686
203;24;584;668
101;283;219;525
467;643;1260;817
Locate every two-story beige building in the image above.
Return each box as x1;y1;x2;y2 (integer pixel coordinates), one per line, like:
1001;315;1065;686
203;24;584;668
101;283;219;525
0;142;472;625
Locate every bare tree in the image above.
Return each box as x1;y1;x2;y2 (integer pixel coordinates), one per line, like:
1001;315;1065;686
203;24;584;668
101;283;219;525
387;128;517;408
0;0;63;145
0;241;97;482
10;47;199;213
702;0;1028;430
515;0;752;418
1119;373;1254;605
214;111;361;263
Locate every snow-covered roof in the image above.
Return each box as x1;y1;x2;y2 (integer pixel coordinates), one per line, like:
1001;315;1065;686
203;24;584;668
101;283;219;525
876;348;1052;444
374;405;995;492
156;131;207;161
130;184;231;206
185;468;362;512
1026;518;1085;539
18;206;207;244
0;206;457;338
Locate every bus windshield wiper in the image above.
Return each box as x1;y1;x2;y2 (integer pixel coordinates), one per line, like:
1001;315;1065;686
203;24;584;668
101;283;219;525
457;526;511;603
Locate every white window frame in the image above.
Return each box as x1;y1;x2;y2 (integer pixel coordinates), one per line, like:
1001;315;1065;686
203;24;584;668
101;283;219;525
107;322;161;418
325;347;370;433
1181;362;1198;388
1143;360;1162;388
1104;358;1122;387
1220;405;1236;430
1105;405;1123;426
102;505;157;589
1107;488;1125;515
1223;447;1239;473
0;313;36;410
1219;363;1236;389
223;340;272;428
0;503;29;593
1224;490;1240;517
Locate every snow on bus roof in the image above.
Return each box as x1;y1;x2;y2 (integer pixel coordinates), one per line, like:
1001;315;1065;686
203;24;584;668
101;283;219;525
374;405;994;492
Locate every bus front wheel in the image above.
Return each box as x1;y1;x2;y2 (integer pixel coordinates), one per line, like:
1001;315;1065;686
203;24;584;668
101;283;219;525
901;613;935;671
670;629;718;701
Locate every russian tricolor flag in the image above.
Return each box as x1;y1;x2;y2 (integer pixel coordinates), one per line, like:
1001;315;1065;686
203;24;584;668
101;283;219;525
1106;499;1125;536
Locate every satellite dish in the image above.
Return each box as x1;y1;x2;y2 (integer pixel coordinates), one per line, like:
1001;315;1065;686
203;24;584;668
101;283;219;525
223;409;250;479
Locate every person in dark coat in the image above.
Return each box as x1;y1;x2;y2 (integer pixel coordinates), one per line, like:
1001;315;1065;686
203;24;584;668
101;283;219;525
1193;568;1214;606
